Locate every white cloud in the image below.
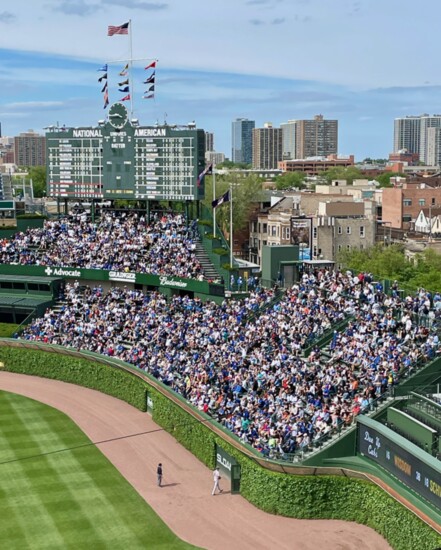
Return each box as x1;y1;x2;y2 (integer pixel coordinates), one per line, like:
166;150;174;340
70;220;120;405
5;100;65;110
0;0;439;89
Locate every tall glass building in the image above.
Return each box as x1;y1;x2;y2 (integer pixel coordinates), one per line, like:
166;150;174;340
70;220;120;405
231;118;255;164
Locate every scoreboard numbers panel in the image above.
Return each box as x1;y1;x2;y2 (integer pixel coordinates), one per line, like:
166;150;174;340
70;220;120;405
47;115;205;201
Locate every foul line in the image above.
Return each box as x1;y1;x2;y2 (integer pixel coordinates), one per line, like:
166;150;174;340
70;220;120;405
0;417;213;466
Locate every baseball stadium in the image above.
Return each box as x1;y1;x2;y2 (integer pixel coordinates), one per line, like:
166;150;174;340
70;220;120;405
0;109;440;550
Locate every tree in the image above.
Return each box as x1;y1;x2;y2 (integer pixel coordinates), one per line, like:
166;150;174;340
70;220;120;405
13;166;47;198
203;173;262;233
27;166;47;198
274;171;306;190
362;158;388;164
339;243;441;293
216;160;251;169
321;166;364;185
375;172;405;188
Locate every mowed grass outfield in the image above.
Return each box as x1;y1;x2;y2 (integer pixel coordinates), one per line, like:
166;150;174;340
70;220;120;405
0;390;200;550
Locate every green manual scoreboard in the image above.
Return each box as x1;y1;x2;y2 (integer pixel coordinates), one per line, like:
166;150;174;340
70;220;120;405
47;102;206;201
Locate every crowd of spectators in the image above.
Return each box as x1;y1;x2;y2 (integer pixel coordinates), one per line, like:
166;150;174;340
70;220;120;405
20;268;441;459
0;212;204;280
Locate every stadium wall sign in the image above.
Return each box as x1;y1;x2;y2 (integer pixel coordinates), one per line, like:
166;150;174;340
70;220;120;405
0;264;223;296
357;416;441;512
109;271;136;283
158;276;188;288
44;266;81;278
216;444;237;476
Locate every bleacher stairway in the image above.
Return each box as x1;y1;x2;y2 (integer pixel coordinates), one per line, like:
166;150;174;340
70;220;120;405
194;241;220;281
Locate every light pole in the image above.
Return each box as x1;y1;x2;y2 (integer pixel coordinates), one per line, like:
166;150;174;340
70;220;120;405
429;204;432;242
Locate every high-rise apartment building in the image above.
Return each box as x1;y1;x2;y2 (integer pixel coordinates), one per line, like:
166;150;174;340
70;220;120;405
252;123;282;169
420;115;441;164
393;114;441;164
205;151;225;165
14;130;46;167
231;118;255;164
295;115;338;159
393;116;422;155
205;131;214;152
280;120;297;160
426;127;441;166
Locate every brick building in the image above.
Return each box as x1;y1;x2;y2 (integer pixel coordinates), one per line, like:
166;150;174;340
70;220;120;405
278;154;354;176
14;130;46;167
249;193;375;265
382;182;441;229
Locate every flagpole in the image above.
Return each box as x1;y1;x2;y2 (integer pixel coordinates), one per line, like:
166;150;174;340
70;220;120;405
213;162;216;238
129;19;134;118
229;183;233;269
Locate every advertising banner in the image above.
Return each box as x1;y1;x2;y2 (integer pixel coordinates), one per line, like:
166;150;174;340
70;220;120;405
290;217;312;260
358;418;441;511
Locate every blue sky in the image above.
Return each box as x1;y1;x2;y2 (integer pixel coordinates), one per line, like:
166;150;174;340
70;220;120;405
1;0;441;160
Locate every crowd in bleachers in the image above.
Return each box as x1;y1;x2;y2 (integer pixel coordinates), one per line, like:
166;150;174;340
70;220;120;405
0;212;204;280
20;267;441;458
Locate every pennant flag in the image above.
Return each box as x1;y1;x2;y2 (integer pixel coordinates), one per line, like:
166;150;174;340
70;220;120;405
108;22;129;36
143;94;155;99
98;73;107;82
120;94;130;101
119;63;129;76
143;73;155;84
119;86;130;93
146;85;155;93
101;81;108;93
97;64;108;72
145;60;156;70
103;89;109;109
118;79;129;86
197;164;213;187
212;189;230;209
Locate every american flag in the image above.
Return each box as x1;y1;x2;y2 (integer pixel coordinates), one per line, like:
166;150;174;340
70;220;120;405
108;22;129;36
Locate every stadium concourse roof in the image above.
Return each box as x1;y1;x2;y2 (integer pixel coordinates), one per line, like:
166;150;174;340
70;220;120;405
234;258;260;272
0;274;60;310
0;274;61;284
302;260;335;266
0;296;51;308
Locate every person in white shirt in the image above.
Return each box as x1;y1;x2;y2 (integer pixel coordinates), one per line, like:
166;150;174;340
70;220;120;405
212;467;223;495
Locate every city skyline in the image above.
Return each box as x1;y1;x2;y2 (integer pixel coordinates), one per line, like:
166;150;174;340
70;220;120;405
1;1;441;160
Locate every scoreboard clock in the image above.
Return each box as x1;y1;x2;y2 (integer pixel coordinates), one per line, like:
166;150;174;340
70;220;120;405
108;102;128;130
46;106;206;201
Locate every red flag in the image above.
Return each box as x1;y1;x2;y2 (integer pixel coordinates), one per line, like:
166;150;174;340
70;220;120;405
120;94;130;101
145;61;157;70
